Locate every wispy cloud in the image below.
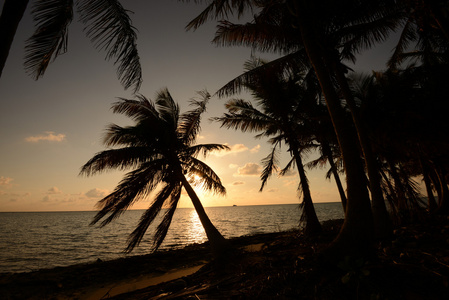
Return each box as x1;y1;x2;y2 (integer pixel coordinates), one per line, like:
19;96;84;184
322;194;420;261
85;188;109;199
211;143;260;157
47;187;62;194
250;145;261;153
232;181;245;186
235;163;262;176
0;176;13;186
25;131;66;143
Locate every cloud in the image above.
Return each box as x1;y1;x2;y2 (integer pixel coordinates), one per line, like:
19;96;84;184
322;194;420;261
266;188;279;193
47;187;62;194
250;145;261;153
85;188;109;198
236;163;262;176
211;143;258;157
232;181;245;186
229;164;239;169
0;176;13;186
25;131;66;143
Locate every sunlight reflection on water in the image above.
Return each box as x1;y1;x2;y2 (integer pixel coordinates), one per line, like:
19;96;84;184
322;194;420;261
0;203;343;273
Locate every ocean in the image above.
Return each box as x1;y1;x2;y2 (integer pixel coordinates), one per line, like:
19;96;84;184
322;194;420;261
0;203;344;273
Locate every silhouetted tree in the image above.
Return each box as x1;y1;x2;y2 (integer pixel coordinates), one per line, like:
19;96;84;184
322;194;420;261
0;0;142;91
80;89;229;256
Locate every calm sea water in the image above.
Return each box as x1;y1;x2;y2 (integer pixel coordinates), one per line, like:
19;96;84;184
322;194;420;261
0;203;343;273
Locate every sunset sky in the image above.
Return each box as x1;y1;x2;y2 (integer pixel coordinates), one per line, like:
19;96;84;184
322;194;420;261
0;1;400;212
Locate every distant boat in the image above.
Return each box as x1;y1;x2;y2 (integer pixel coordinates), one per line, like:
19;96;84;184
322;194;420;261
233;204;237;207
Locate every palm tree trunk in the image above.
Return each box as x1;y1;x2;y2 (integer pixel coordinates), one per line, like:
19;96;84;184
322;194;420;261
290;146;322;235
435;165;449;215
295;1;374;260
321;141;347;211
180;175;229;257
419;156;438;212
0;0;29;78
330;58;392;239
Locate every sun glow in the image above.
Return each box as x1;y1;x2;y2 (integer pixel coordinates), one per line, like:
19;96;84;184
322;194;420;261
186;210;206;244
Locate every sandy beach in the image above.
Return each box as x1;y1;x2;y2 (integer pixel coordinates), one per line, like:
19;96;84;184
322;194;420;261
1;219;449;299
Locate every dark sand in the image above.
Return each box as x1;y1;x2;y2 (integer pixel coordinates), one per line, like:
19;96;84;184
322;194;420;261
1;218;449;299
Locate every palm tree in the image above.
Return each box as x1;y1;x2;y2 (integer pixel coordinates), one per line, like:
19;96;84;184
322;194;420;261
180;0;376;258
80;88;230;256
214;58;322;235
0;0;142;91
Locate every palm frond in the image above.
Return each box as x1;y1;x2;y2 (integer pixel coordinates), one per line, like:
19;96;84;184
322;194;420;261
181;0;254;31
183;143;230;158
387;19;417;68
339;6;405;62
187;157;227;195
90;161;166;227
213;20;297;54
155;88;179;128
279;157;295;176
102;124;151;148
24;0;73;79
178;90;210;145
125;182;180;252
260;143;280;192
216;52;310;97
213;99;273;132
151;186;181;251
79;147;150;176
111;96;158;122
77;0;142;91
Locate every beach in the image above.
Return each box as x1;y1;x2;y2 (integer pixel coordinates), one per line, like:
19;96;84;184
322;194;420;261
1;217;449;299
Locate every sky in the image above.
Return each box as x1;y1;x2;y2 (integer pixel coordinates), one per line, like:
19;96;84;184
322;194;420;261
0;0;401;212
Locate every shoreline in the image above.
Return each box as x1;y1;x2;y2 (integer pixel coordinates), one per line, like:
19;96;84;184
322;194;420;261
0;230;300;299
1;217;448;299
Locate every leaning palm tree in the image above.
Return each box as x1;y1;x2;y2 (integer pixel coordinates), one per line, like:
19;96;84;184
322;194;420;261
80;88;229;256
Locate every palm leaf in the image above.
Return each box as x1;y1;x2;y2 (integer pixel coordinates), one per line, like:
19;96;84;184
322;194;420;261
216;52;309;97
279;157;295;177
151;184;182;251
183;143;230;158
111;96;158;122
388;19;417;68
125;182;180;252
178;90;210;145
77;0;142;91
90;161;166;226
187;157;227;195
260;143;280;191
213;99;273;132
155;88;180;129
24;0;73;79
181;0;254;31
79;147;150;176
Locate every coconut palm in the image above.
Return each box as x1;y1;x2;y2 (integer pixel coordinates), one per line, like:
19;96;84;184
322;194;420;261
80;88;229;256
388;0;449;69
214;58;322;235
181;0;400;257
0;0;141;91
